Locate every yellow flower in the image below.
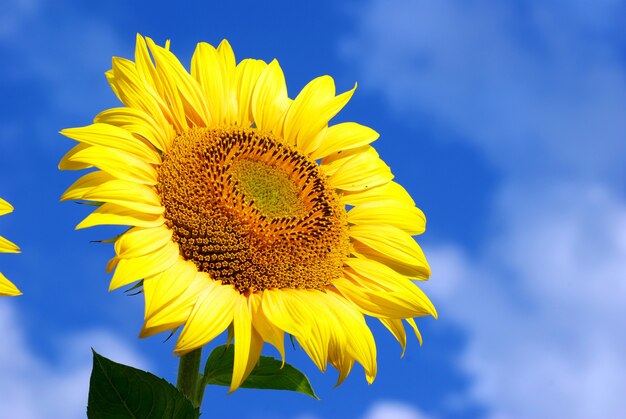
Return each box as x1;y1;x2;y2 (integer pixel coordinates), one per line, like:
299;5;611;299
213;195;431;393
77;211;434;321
60;35;436;391
0;198;21;296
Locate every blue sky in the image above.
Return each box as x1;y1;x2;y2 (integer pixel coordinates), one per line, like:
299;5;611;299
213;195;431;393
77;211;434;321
1;0;625;418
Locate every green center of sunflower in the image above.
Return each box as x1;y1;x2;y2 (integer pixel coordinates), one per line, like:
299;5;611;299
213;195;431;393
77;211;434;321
156;127;350;294
230;159;305;219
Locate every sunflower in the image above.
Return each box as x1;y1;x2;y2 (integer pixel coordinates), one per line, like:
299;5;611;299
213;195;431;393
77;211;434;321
0;198;21;296
60;35;436;391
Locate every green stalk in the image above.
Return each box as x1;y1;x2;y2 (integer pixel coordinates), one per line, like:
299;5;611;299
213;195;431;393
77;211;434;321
176;348;203;408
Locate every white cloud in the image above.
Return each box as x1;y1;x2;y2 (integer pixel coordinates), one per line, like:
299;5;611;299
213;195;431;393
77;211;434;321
362;400;435;419
425;182;626;418
0;302;149;419
345;1;626;417
342;0;626;182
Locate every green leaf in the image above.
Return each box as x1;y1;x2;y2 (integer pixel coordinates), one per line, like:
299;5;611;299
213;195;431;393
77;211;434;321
87;350;199;419
202;345;319;399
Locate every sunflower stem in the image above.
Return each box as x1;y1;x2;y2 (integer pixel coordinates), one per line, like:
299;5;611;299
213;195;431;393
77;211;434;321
177;348;203;408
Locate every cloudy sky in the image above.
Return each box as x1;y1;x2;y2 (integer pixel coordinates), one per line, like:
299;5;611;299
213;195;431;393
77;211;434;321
1;0;625;418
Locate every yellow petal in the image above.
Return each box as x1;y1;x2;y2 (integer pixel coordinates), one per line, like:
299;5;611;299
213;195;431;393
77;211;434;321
231;295;261;392
262;289;330;372
329;148;393;191
0;236;20;253
134;34;166;100
311;122;379;160
380;318;407;357
319;145;369;177
68;146;158;185
175;281;239;355
114;225;173;259
95;107;175;153
283;75;336;146
110;57;176;132
250;292;285;362
217;39;238;125
328;346;353;387
251;60;290;135
60;123;161;164
143;259;197;321
347;200;426;235
323;291;377;383
76;203;165;230
109;241;180;290
141;272;205;338
192;41;227;125
147;38;210;127
343;257;436;319
61;171;116;201
78;180;163;214
341;181;415;207
0;272;21;296
234;59;267;126
348;225;430;277
0;198;14;216
293;81;357;155
352;241;430;280
58;143;93;171
406;318;423;346
334;277;429;319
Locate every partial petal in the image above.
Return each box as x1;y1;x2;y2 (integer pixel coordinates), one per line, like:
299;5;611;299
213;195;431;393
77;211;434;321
95;107;175;153
291;81;357;155
379;318;407;357
341;181;416;207
0;236;20;254
0;272;21;297
234;59;267;126
60;123;161;164
109;241;180;290
79;180;163;214
319;145;369;177
250;292;285;361
324;291;377;383
231;296;264;392
348;225;430;278
191;42;227;125
67;146;158;185
334;277;428;319
114;225;173;259
0;198;14;216
338;258;436;319
76;203;165;230
141;272;205;337
146;38;211;127
311;122;379;160
262;289;330;371
251;60;290;136
58;143;93;171
109;57;177;133
217;39;238;124
406;318;423;345
175;281;239;354
143;259;198;320
347;200;426;235
61;171;116;201
329;148;393;191
284;75;336;147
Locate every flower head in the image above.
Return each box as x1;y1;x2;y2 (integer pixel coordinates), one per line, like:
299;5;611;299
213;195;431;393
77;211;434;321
60;35;436;391
0;198;21;296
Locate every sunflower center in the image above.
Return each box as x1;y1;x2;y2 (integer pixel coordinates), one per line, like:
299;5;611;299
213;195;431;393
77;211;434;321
156;127;350;294
230;159;305;219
